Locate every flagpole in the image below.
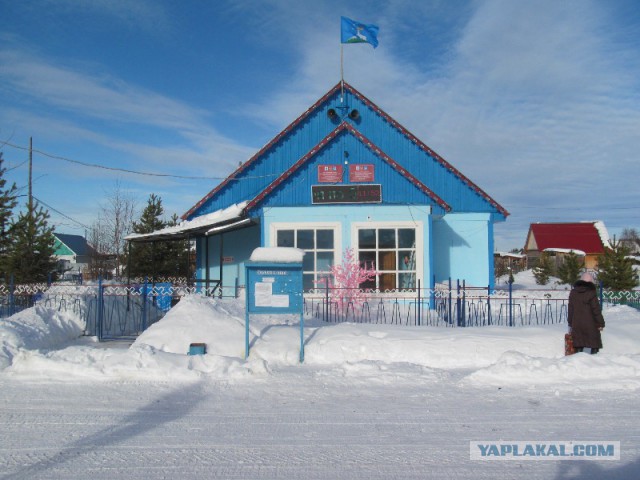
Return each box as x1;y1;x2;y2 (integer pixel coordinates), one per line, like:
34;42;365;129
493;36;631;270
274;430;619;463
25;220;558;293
340;44;344;103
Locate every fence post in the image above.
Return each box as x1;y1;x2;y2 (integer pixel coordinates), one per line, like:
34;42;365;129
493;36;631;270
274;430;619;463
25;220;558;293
325;279;329;323
508;280;513;327
462;280;466;327
97;276;104;341
9;274;15;316
599;281;603;310
431;274;436;315
142;278;148;332
417;279;421;326
448;277;452;325
487;284;492;325
456;279;461;326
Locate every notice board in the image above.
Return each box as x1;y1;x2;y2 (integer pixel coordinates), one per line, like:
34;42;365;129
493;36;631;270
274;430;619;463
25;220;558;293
245;261;305;362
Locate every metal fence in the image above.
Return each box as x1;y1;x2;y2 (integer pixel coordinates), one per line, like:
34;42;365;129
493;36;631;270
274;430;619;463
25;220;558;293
1;280;639;340
303;281;640;327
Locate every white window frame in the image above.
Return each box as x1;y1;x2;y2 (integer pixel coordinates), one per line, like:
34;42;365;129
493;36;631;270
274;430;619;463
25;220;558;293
351;221;423;293
269;222;342;291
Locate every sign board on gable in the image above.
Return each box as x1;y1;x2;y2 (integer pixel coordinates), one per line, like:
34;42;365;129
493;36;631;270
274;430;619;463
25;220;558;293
349;164;375;182
311;184;382;204
318;164;343;183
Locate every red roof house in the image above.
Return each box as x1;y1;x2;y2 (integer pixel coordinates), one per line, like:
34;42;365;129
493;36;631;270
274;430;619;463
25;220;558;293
524;222;610;270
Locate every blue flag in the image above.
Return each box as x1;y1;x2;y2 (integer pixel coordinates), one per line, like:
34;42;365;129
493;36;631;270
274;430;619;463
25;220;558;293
341;16;379;48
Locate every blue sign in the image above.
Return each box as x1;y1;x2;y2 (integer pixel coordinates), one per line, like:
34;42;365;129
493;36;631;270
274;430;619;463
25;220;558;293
246;264;303;314
245;261;304;362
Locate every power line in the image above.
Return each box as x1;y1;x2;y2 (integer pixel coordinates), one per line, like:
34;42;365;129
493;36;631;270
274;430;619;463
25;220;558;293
4;141;226;180
33;195;90;230
3;141;279;182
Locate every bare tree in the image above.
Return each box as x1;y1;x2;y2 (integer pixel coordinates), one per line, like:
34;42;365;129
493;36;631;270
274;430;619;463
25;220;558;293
620;228;640;255
99;181;137;278
87;216;113;280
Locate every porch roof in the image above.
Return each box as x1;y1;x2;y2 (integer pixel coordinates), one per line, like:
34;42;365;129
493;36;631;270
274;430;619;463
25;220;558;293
125;202;248;243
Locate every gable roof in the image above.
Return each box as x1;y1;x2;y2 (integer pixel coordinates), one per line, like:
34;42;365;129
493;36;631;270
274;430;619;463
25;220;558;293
184;81;508;220
54;233;96;256
245;121;451;213
526;222;610;255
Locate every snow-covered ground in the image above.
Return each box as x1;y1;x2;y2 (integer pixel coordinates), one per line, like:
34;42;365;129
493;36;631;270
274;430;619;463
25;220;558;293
1;271;639;479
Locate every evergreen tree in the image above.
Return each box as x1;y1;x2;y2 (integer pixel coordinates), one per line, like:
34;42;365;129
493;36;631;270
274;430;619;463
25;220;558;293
533;252;554;285
556;252;582;285
163;213;191;278
128;194;166;279
597;239;639;290
7;202;56;283
127;195;192;280
0;152;18;280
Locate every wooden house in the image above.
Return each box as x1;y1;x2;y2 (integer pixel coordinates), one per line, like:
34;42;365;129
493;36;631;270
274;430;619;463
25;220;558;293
128;82;508;292
524;222;610;270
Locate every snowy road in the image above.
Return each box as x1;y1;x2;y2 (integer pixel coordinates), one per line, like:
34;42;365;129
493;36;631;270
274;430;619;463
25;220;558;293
1;367;638;480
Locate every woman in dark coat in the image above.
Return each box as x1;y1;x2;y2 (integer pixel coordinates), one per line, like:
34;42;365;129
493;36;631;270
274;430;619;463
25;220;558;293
568;272;605;354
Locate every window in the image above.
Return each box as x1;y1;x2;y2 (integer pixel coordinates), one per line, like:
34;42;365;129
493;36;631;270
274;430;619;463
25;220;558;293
357;227;416;291
276;227;336;291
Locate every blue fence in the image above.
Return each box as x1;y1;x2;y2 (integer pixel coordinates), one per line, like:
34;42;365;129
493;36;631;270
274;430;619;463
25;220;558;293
303;281;640;327
2;280;639;339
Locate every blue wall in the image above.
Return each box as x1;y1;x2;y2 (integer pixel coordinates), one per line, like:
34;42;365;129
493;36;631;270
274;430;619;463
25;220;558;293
432;213;492;287
196;224;261;296
262;205;432;288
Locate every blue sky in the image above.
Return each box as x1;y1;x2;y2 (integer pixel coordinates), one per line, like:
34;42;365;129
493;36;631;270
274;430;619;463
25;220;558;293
1;0;639;250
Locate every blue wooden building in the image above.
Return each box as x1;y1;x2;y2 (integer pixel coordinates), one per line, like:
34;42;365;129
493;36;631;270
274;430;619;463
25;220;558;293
136;82;508;293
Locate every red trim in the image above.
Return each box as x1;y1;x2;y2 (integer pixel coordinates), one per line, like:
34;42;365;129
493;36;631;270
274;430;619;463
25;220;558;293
343;123;450;211
183;83;343;219
342;82;509;218
184;81;508;219
243;122;451;213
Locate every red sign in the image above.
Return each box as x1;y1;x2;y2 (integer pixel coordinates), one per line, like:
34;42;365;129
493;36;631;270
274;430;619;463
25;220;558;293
349;164;375;182
318;165;343;183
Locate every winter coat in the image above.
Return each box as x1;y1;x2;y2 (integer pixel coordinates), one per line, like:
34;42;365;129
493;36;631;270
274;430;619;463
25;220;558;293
568;280;605;349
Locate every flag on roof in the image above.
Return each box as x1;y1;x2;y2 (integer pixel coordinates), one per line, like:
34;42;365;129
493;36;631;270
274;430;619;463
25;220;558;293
341;16;379;48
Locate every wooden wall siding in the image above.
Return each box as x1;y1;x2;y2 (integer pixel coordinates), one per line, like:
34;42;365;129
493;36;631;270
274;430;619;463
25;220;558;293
185;82;507;220
254;131;447;211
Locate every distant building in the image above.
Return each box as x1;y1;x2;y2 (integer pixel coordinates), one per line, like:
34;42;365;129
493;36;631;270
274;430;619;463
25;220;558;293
494;252;527;277
524;221;610;270
53;233;96;280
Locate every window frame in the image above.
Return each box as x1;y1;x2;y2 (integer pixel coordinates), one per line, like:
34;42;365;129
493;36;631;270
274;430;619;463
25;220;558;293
269;222;342;292
351;221;423;293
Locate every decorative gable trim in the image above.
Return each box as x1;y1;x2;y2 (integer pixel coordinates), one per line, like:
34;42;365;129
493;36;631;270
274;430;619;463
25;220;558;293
184;81;508;220
343;82;509;218
183;83;344;219
243;122;451;213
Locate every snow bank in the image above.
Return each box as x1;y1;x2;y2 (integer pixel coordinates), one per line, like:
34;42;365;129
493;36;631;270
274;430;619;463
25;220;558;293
2;294;640;392
132;295;247;357
0;304;85;369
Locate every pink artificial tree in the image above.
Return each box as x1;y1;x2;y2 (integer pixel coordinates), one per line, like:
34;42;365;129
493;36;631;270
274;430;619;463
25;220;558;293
317;247;379;312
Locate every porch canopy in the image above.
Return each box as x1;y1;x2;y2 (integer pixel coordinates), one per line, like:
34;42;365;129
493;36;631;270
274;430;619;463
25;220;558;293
124;202;250;243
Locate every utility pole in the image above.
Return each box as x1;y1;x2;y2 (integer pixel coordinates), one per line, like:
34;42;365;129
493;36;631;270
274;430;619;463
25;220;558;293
28;137;33;212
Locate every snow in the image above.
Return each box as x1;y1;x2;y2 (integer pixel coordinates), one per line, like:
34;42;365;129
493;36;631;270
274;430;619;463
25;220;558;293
249;247;306;263
124;201;247;240
543;247;586;256
1;273;640;478
592;220;611;249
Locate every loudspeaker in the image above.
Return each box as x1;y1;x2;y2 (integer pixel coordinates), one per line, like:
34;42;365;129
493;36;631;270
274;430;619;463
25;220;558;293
327;108;337;119
349;109;360;120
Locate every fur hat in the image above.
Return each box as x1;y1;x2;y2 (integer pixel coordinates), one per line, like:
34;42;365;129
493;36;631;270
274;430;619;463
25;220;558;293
580;272;595;283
